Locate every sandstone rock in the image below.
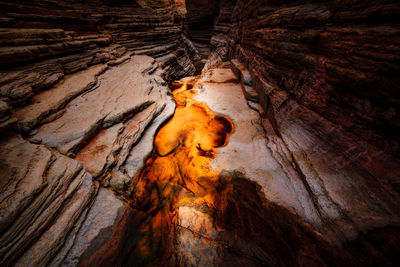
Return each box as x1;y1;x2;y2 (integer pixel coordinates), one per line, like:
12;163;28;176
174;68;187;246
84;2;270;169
0;51;174;265
229;0;400;159
32;55;166;156
0;44;125;112
200;67;239;83
0;0;399;265
263;83;400;243
124;97;175;180
75;123;125;178
0;0;195;116
14;63;108;130
225;0;400;250
0;134;98;266
57;187;128;266
242;85;259;103
0;99;10;121
194;67;400;246
231;59;253;86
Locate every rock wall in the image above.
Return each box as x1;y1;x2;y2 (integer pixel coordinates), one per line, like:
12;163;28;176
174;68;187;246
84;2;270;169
0;0;195;130
229;0;400;158
186;0;217;24
0;53;176;266
228;0;400;245
185;0;217;53
1;0;400;265
0;1;191;265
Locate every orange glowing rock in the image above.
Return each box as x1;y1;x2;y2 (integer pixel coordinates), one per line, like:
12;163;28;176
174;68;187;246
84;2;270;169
128;78;235;266
132;79;234;212
155;81;232;157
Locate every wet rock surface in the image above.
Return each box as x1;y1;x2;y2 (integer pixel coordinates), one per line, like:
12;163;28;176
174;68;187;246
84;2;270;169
197;64;400;247
68;65;400;266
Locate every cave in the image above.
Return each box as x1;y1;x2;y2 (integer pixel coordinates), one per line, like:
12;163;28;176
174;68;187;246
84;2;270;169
0;0;400;266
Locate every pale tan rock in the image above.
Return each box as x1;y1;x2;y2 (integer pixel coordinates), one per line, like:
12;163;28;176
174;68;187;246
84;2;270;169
0;135;98;266
195;67;400;245
75;123;124;178
200;68;239;83
33;55;166;155
15;63;108;129
14;173;98;267
59;188;127;267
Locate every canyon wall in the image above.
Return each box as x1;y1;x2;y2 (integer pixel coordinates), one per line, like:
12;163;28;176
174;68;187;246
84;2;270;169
227;0;400;246
1;0;400;265
186;0;217;24
0;1;191;265
0;0;195;130
229;0;400;158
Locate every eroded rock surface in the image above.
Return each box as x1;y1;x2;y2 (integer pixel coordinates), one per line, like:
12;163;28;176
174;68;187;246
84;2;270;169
0;134;98;266
73;63;400;266
0;0;196;130
1;0;400;266
197;65;400;247
0;53;175;266
227;0;400;246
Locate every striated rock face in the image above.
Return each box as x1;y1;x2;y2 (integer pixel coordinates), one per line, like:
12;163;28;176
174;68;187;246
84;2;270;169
0;53;176;266
73;67;342;266
229;0;400;158
227;0;400;244
1;0;400;266
0;0;195;129
0;0;195;77
53;63;399;266
185;0;217;53
0;134;99;266
0;1;192;264
186;0;217;23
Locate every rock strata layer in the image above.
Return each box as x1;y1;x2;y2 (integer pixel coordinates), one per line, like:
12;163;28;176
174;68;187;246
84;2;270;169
228;0;400;157
0;54;175;266
0;0;195;129
227;0;400;246
1;0;400;266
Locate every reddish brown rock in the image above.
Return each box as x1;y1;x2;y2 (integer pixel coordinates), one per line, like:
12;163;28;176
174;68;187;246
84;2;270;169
229;0;400;158
224;0;400;262
0;0;195;127
1;0;400;266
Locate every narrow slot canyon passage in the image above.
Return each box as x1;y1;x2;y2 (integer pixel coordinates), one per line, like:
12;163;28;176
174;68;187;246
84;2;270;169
80;70;350;266
0;0;400;266
129;78;236;265
186;0;217;54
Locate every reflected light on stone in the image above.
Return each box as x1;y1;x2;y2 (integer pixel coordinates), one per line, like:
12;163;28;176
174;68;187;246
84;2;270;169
132;78;234;210
130;78;234;262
